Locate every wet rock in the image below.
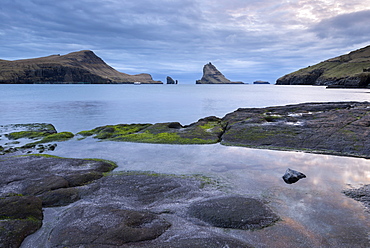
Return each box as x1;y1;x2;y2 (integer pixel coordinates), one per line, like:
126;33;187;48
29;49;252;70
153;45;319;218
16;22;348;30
48;204;171;246
188;196;279;230
78;117;226;144
82;173;204;207
39;187;80;207
0;155;116;199
343;184;370;210
23;175;69;195
282;168;306;184
0;155;117;248
0;196;43;248
135;237;253;248
221;102;370;158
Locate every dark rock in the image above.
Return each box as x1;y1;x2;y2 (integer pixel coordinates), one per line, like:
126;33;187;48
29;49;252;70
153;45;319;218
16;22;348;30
39;187;80;207
166;76;176;84
221;102;370;158
82;173;203;206
0;155;116;199
0;155;116;247
0;196;43;248
48;204;171;246
0;196;43;220
282;168;306;184
188;196;279;230
343;185;370;210
167;122;183;129
196;62;243;84
138;237;253;248
23;175;69;195
253;80;270;84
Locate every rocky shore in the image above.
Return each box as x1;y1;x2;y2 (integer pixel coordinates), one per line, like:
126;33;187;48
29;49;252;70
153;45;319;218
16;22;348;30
2;101;370;247
3;101;370;158
0;155;278;247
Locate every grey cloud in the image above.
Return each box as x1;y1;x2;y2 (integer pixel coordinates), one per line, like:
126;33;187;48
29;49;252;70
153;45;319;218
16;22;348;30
1;0;370;84
311;10;370;41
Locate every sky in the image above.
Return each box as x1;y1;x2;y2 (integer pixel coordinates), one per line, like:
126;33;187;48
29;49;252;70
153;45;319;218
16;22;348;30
1;0;370;84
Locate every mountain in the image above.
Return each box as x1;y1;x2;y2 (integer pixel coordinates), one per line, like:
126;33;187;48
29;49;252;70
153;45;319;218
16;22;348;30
0;50;162;84
196;63;243;84
276;45;370;88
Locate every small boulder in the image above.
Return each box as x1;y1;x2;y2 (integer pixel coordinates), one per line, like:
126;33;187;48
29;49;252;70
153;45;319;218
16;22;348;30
282;168;306;184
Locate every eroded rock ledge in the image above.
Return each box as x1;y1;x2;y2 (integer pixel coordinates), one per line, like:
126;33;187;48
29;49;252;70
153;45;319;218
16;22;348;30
2;102;370;158
0;155;276;247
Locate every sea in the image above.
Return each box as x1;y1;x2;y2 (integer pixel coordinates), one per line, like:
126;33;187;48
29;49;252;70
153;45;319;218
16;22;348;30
2;84;370;247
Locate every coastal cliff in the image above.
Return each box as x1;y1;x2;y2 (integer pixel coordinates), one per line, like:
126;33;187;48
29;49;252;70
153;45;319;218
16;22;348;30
276;45;370;88
0;50;162;84
196;63;243;84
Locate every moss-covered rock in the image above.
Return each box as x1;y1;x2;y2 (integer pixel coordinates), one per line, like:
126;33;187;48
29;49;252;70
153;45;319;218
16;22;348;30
77;117;226;144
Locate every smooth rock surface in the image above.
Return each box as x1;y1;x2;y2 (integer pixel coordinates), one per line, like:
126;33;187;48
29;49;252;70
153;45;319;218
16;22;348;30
188;196;279;230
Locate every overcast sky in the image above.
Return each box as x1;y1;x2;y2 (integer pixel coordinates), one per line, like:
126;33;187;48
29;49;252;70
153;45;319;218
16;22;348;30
1;0;370;84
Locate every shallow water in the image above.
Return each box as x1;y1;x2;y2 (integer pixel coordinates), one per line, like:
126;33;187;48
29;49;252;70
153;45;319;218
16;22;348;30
2;84;369;247
22;138;369;247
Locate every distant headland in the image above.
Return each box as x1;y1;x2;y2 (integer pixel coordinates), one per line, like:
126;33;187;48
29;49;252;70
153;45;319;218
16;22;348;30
276;45;370;88
0;50;162;84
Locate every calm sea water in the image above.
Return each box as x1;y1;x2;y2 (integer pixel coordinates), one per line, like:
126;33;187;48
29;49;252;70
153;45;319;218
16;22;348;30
1;84;369;132
3;84;370;247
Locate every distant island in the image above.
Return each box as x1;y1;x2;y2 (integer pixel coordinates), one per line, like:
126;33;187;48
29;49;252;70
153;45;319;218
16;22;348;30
196;62;244;84
276;45;370;88
0;50;162;84
253;80;270;84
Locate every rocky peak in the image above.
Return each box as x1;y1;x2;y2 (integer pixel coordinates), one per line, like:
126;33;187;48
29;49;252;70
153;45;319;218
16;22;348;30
196;62;243;84
61;50;104;64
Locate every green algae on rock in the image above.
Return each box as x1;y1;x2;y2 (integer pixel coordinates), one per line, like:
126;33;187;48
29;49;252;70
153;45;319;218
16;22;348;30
77;117;226;144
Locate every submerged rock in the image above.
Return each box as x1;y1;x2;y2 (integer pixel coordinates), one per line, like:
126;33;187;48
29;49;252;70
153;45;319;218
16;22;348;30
343;184;370;210
282;168;306;184
48;204;171;246
188;196;279;230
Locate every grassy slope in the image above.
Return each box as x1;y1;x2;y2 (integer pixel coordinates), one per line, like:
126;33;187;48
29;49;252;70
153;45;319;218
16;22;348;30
279;45;370;81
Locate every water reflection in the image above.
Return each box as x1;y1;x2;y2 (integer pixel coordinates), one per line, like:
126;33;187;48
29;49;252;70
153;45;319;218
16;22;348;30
48;139;370;247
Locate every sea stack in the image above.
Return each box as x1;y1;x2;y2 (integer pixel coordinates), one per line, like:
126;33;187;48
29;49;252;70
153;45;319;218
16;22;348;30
166;76;178;84
196;62;243;84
